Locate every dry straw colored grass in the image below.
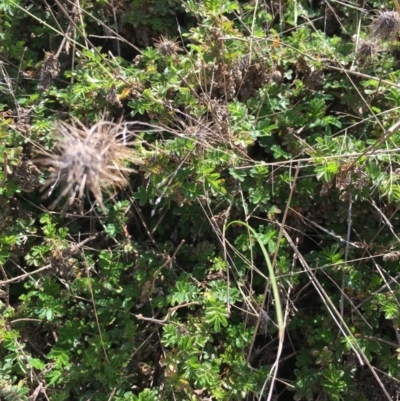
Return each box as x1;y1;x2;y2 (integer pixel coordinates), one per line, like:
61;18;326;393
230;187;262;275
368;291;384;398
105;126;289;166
38;119;141;211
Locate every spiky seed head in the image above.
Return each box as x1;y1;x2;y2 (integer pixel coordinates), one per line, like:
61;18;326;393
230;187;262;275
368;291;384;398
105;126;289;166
154;35;182;56
304;69;324;90
37;120;139;211
12;160;41;192
271;70;283;83
356;38;377;58
40;52;60;91
370;11;400;42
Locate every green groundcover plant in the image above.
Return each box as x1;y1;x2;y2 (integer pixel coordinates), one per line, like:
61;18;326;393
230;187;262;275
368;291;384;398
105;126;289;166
1;0;400;400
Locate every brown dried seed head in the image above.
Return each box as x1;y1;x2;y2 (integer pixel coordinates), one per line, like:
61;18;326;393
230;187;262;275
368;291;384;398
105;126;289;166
356;38;377;57
106;84;123;108
12;160;41;192
271;70;283;83
370;11;400;42
40;52;60;91
383;251;400;261
154;35;182;56
37;120;140;210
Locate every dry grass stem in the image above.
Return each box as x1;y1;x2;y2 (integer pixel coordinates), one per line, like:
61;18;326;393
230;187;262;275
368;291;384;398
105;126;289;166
37;120;140;210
